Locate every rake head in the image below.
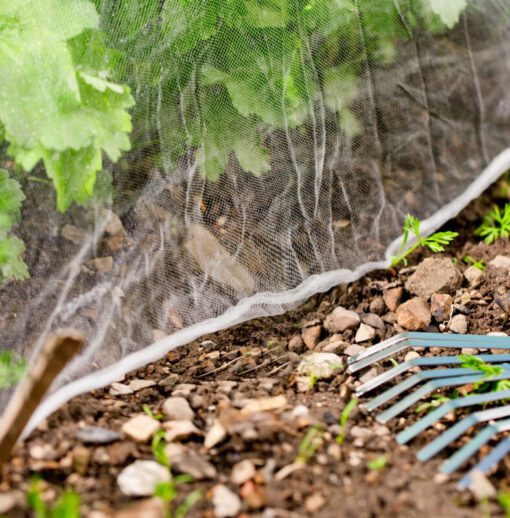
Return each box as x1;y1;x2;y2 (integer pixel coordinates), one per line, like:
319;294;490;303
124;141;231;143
350;332;510;489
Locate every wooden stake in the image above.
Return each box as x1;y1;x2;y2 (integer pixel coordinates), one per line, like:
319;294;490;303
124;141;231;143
0;329;85;465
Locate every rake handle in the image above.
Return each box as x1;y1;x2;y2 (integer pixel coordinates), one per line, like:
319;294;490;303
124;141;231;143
0;329;84;465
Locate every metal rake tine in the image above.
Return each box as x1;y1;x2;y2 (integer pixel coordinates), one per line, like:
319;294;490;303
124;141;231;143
366;367;482;413
441;417;510;475
397;389;510;445
348;338;510;374
356;354;510;396
458;438;510;490
417;404;510;462
347;332;510;368
376;369;510;424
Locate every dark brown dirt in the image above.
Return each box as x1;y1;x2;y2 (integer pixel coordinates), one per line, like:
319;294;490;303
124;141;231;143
4;179;510;517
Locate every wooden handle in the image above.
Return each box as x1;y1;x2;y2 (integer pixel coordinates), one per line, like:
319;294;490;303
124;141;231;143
0;329;85;465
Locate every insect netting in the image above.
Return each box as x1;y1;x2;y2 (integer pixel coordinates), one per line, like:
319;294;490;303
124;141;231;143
1;0;510;433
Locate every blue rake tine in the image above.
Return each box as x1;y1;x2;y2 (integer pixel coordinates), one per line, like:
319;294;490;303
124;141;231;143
347;337;510;374
347;331;510;365
397;389;510;445
441;416;510;475
417;404;510;462
376;369;510;424
458;438;510;490
356;354;510;397
366;367;483;413
347;332;510;369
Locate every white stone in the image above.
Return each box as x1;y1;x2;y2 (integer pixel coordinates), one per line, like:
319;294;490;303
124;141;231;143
231;459;256;485
490;255;510;270
297;353;344;380
355;323;376;343
344;344;364;357
121;415;160;443
468;470;496;500
323;307;360;333
464;266;484;287
241;395;288;414
204;420;227;449
110;383;133;396
162;397;195;421
449;314;468;334
212;485;242;518
129;379;156;392
163;420;201;442
117;460;170;497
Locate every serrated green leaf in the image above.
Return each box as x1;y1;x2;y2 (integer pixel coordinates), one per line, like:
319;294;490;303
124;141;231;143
425;0;467;29
0;237;28;281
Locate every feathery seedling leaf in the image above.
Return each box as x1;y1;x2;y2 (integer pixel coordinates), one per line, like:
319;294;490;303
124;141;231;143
391;215;458;267
476;204;510;244
337;398;358;444
463;255;486;271
296;425;323;464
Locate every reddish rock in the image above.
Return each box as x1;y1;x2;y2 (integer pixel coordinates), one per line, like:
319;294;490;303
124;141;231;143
396;298;431;331
383;287;403;312
430;293;453;322
301;325;322;350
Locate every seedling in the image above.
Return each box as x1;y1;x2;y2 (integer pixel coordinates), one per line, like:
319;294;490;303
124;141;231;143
391;215;458;267
459;354;510;396
0;349;26;389
366;455;388;471
151;429;202;518
337;398;358;444
498;491;510;517
415;394;454;415
296;425;323;464
476;204;510;244
143;404;164;421
463;255;486;271
27;478;80;518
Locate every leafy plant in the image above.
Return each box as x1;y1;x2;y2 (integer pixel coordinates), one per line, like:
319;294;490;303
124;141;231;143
0;169;29;282
296;425;323;464
498;491;510;518
337;398;358;445
391;215;458;267
143;404;164;421
27;478;80;518
366;455;388;471
463;255;486;271
415;393;454;414
151;429;202;518
476;204;510;244
0;349;26;389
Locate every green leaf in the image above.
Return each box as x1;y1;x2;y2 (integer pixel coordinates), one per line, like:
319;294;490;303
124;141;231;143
0;349;26;389
0;237;29;281
425;0;467;29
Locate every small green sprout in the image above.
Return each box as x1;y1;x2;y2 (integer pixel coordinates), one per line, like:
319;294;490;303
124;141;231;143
476;204;510;244
366;455;388;471
143;404;164;421
459;354;510;397
337;398;358;445
27;478;80;518
498;491;510;518
391;215;458;267
151;429;202;517
415;394;453;414
0;349;26;389
463;255;486;271
296;425;323;464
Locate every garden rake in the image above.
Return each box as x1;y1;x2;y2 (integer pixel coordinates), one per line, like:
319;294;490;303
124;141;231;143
347;332;510;486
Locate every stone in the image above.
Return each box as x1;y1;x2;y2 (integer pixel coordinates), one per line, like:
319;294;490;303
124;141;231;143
159;373;179;391
0;492;22;515
449;314;468;334
487;331;510;354
383;287;403;312
85;256;113;274
162;397;195;421
305;492;326;513
121;415;160;443
345;344;364;357
355;323;376;343
302;325;322;350
404;351;420;362
430;293;453;322
61;224;86;244
396;298;431;330
171;383;196;397
288;335;306;353
297;353;344;380
71;445;90;475
361;313;385;330
239;480;266;509
369;296;386;315
205;420;228;449
129;379;156;392
212;485;242;518
114;498;166;518
117;460;170;497
102;209;125;236
323;307;360;334
241;395;287;414
490;255;510;270
231;459;256;485
468;470;496;500
75;426;121;445
110;382;133;396
168;448;217;480
405;258;462;299
464;266;484;287
163;420;202;442
320;340;348;354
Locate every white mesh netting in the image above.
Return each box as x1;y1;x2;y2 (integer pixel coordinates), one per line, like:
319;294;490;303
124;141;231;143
1;0;510;434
